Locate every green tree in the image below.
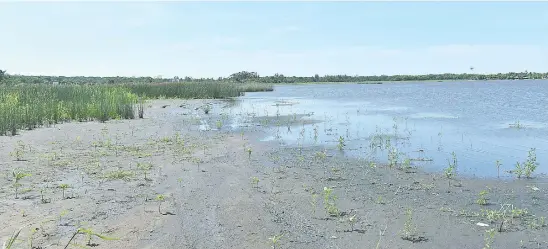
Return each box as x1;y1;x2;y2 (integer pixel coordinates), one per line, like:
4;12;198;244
0;69;5;83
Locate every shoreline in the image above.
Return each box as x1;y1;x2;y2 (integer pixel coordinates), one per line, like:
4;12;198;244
1;99;546;249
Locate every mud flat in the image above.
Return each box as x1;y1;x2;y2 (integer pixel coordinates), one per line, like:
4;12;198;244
1;99;547;249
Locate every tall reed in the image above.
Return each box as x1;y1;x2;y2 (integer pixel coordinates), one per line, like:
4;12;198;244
0;82;273;135
126;82;273;99
0;84;136;135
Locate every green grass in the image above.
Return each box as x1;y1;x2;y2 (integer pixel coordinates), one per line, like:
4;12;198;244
0;84;136;135
126;82;272;99
0;82;273;136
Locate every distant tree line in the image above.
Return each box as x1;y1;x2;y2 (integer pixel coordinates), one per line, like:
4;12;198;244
0;69;546;85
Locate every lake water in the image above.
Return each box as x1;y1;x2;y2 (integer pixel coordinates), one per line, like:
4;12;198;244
229;80;548;178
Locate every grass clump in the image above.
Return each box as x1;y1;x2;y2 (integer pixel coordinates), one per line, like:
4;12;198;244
0;84;137;135
103;170;134;181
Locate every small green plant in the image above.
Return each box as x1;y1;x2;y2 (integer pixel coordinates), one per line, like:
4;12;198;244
12;170;31;199
250;176;260;189
323;187;339;217
483;228;496;249
401;208;419;241
63;227;118;248
444;152;457;187
348;214;358;232
216;120;223;130
137;162;153;180
514;148;538;179
3;228;21;249
337;136;345;150
28;226;39;249
495;160;501;178
247;147;252;160
40;188;51;204
310;193;318;215
10;140;26;161
268;234;284;249
523;148;538;178
529;216;547;229
156;194;166;215
402;157;412;169
59;183;70;199
388;147;399;168
477;190;489;205
514;162;524;178
376;196;386;205
509;120;523;129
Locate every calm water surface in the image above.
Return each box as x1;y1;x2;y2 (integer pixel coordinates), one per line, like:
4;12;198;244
230;80;548;178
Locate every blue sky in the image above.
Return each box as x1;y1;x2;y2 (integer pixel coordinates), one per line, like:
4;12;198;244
1;2;547;77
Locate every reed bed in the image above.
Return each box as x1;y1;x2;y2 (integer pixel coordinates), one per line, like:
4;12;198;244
0;84;137;135
126;82;273;99
0;82;273;135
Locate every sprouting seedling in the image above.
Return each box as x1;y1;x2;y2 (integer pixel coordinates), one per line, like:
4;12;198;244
59;209;69;224
477;190;489;205
514;162;524;179
250;177;260;189
400;208;417;241
63;227;118;249
247;147;252;160
376;196;385;205
3;228;21;249
388;147;399;168
323;187;339;217
337;136;345;150
495;160;501;178
514;148;538;179
348;214;358;232
59;183;70;199
402;158;412;169
28;226;39;249
40;188;51;204
268;234;284;249
310;193;318;215
137;162;153;180
483;228;496;249
523;148;538;178
216;120;223;130
10;140;26;161
156;194;165;215
444;152;457;187
12;170;31;199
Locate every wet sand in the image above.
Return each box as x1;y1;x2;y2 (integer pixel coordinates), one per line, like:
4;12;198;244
1;99;547;249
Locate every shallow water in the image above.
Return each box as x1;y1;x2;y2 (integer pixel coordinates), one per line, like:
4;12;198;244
230;80;548;178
